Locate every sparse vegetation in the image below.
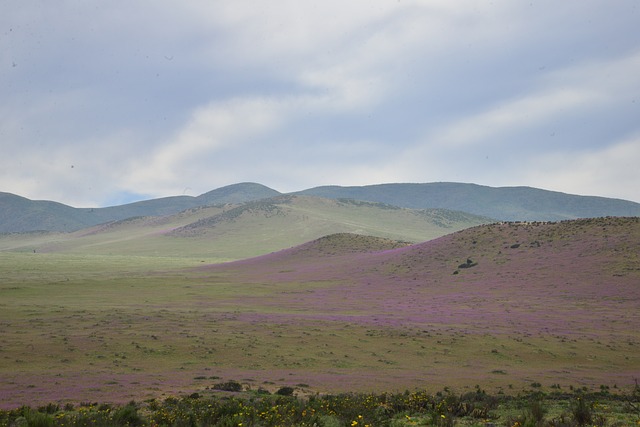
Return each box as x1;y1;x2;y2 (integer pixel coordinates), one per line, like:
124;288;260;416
1;387;638;426
213;380;243;392
1;217;639;412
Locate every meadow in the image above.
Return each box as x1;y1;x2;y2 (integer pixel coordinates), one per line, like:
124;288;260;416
0;217;639;425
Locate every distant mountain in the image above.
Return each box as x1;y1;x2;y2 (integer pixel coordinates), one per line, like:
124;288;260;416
295;182;640;221
2;181;639;233
0;183;280;233
0;195;492;260
0;192;112;232
196;182;281;205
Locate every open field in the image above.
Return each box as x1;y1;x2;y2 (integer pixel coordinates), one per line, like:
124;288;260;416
0;217;639;411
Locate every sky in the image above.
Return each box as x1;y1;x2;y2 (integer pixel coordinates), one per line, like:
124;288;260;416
2;1;640;207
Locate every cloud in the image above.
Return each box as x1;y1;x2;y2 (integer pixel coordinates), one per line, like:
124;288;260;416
522;136;640;203
424;87;602;149
2;1;640;206
125;97;285;194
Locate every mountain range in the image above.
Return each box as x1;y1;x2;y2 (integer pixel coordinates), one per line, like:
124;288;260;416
1;182;640;233
0;195;491;260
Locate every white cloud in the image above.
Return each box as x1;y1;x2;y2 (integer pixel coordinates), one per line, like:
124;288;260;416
2;1;640;206
125;97;285;194
426;88;602;149
521;137;640;203
0;128;143;207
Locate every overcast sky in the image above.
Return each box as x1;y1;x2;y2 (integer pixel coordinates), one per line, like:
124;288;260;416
2;1;639;207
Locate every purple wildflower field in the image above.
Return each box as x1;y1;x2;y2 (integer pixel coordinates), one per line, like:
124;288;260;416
1;218;638;408
200;218;640;389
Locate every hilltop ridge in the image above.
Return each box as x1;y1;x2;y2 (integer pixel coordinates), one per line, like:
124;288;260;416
2;182;640;233
0;195;490;260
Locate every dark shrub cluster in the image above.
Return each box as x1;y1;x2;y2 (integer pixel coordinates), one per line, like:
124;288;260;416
212;380;243;392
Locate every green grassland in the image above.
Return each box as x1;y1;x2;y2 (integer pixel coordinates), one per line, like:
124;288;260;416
0;196;491;260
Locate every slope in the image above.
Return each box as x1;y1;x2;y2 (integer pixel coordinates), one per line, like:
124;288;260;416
296;182;640;221
1;218;638;405
0;183;280;233
3;181;639;233
199;217;640;390
1;195;492;260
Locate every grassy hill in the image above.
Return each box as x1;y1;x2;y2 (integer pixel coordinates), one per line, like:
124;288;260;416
200;216;640;390
0;195;492;260
1;217;638;406
296;182;640;221
0;183;280;233
3;182;640;233
0;192;112;232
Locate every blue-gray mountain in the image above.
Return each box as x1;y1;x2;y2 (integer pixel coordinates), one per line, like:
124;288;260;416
1;182;639;233
294;183;640;222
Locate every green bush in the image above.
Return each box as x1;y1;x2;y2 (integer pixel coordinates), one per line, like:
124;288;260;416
571;397;592;426
24;410;54;427
213;380;243;392
275;386;295;396
111;404;144;427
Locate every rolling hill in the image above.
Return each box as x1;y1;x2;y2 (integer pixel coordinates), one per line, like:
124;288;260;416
0;195;492;260
2;182;639;233
0;183;280;233
1;217;638;405
295;182;640;221
223;216;640;287
195;216;640;390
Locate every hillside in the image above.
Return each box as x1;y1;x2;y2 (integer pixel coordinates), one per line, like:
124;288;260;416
0;183;280;233
214;216;640;287
0;192;113;232
296;182;640;221
1;218;638;405
2;182;639;233
195;217;640;389
0;195;492;260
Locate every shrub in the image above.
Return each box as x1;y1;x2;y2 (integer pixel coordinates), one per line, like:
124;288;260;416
528;399;547;424
458;258;478;269
213;380;243;392
276;386;295;396
37;403;59;414
24;410;54;427
571;397;592;426
112;404;144;427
